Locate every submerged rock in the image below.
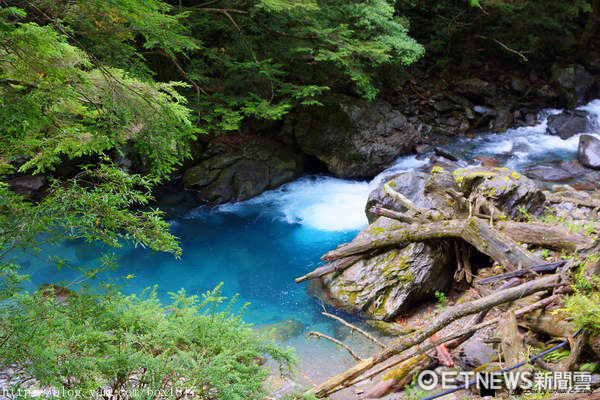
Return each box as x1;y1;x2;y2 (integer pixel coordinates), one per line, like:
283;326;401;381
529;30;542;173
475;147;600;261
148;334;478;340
578;134;600;169
183;137;305;204
255;318;305;342
546;110;591;139
284;96;418;179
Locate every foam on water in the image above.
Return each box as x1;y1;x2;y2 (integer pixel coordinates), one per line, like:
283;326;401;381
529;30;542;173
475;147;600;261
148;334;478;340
217;176;371;231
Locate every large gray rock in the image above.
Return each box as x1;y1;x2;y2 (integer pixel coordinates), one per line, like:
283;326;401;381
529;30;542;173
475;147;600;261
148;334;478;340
323;170;459;321
285;96;418;179
8;174;45;197
524;163;578;182
453;167;547;218
454;328;497;370
578;135;600;169
546;110;591;139
320;217;453;320
455;78;497;100
183;137;305;204
365;171;431;223
552;64;597;107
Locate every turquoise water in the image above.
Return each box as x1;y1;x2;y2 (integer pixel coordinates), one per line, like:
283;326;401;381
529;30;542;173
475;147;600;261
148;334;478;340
17;176;382;389
18;178;367;326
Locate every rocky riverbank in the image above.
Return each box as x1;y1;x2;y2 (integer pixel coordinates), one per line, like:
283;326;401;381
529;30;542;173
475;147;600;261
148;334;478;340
297;165;600;398
169;62;600;206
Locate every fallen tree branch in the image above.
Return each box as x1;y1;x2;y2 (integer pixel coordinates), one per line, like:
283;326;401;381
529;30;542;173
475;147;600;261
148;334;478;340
383;182;436;221
496;221;594;252
306;331;362;362
295;254;364;283
369;206;417;223
308;275;558;397
325;294;560;396
321;312;385;348
322;218;544;271
477;260;566;285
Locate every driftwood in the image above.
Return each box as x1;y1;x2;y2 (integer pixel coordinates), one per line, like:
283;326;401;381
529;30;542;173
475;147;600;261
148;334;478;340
322;217;543;270
521;309;577;339
370;206;593;251
295;254;364;283
362;354;432;398
323;294;561;397
321;312;385;348
298;205;588;284
307;275;558;397
382;182;438;221
306;331;362;362
499;310;526;371
477;260;566;284
496;221;595;251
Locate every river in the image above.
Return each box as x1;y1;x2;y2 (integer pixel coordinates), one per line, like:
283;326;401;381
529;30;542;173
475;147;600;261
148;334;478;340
18;99;600;392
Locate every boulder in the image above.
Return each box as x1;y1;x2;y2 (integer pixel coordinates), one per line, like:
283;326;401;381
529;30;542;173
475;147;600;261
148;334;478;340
183;137;305;204
7;174;45;197
285;96;418;179
325;170;456;320
453;167;547;218
578;134;600;169
510;76;529;94
551;64;597;107
454;328;497;370
456;78;497;101
365;171;431;223
524;163;577;182
320;217;453;321
546;110;591;139
491;108;513;133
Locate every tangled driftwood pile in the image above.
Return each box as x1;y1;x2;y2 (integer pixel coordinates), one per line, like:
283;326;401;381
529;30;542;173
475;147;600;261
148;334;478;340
296;166;600;398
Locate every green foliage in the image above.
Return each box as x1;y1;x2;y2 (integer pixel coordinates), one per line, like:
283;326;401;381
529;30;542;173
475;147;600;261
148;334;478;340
434;290;447;310
561;290;600;334
0;7;300;398
403;374;430;400
396;0;595;72
0;284;296;399
0;11;198;176
7;0;425;137
543;348;570;362
580;363;599;373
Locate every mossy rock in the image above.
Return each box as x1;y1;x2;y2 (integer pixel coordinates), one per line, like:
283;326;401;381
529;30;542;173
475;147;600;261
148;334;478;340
453;166;547;218
320;217;453;321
